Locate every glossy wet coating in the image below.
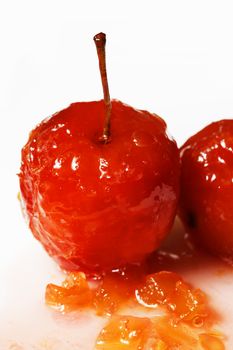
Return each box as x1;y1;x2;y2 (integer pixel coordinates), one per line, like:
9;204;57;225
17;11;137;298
45;229;225;349
180;120;233;263
19;100;179;272
96;315;225;350
46;268;213;327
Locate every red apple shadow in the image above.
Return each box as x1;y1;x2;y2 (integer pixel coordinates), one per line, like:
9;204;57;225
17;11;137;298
147;217;232;276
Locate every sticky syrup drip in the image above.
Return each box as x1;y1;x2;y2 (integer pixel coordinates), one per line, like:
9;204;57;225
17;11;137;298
45;224;226;349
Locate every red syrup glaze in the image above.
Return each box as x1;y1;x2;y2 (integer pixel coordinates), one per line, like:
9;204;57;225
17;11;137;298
180;120;233;265
19;100;180;273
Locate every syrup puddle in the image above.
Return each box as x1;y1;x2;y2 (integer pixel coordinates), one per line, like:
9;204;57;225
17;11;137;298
45;219;232;349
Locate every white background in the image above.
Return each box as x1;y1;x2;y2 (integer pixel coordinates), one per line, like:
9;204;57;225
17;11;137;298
0;1;233;349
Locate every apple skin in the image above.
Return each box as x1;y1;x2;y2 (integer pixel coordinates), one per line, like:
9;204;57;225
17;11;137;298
179;120;233;263
19;100;180;272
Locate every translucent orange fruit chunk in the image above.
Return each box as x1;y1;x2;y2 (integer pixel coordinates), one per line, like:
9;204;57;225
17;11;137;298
169;280;209;326
94;268;139;316
136;271;210;327
96;315;216;350
153;316;199;349
94;275;129;316
199;333;225;350
45;270;225;349
135;271;181;307
95;315;163;350
45;272;91;311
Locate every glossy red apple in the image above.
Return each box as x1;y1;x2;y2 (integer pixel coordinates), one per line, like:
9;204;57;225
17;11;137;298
19;33;180;272
179;119;233;263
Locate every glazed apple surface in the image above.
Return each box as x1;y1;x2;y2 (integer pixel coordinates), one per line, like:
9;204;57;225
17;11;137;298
180;119;233;263
19;99;180;272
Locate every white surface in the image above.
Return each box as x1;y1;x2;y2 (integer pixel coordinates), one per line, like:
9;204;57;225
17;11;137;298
0;1;233;349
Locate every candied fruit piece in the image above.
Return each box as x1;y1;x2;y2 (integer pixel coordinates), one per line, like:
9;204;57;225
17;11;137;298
45;272;91;311
94;268;141;316
152;316;199;349
168;281;209;326
45;270;225;349
199;333;225;350
96;315;208;350
62;272;87;288
135;271;210;327
93;277;126;316
95;315;158;350
135;271;181;307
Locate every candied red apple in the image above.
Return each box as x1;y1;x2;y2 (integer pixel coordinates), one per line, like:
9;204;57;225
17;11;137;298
179;120;233;263
20;100;179;272
19;33;180;272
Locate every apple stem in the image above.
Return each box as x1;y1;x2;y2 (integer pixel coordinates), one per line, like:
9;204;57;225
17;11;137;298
94;32;112;143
